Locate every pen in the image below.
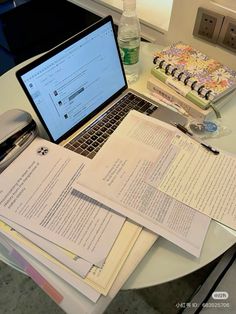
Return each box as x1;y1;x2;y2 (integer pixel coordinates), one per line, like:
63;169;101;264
173;123;220;155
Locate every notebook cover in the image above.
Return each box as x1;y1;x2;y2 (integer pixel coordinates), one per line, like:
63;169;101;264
152;42;236;109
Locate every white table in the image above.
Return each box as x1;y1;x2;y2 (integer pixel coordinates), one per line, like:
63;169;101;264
0;41;235;309
124;42;236;289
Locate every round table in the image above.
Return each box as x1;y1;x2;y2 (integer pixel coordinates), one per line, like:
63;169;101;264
0;41;235;311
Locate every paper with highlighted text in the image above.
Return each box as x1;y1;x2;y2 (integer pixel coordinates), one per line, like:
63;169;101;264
74;111;211;257
0;138;125;267
146;126;236;231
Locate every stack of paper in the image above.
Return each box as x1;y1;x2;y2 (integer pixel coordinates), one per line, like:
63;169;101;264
0;139;155;309
74;110;236;232
0;226;157;314
3;109;233;312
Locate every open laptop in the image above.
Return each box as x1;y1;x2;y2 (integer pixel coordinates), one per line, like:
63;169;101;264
16;15;187;159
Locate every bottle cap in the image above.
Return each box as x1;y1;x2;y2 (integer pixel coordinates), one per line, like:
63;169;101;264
123;0;136;11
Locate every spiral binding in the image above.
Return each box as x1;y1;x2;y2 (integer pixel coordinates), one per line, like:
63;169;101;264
153;56;215;101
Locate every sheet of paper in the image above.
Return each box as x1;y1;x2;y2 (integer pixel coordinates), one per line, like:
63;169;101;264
0;138;125;266
83;220;142;295
0;218;142;297
74;111;211;257
0;217;92;278
144;128;236;231
0;226;158;312
0;221;101;302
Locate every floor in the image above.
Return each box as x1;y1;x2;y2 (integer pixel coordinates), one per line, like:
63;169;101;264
1;247;235;314
0;1;235;313
0;256;221;314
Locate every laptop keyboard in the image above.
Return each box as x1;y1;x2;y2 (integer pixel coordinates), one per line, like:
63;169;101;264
64;92;157;159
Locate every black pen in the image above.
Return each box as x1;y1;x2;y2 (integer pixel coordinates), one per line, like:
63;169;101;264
172;123;220;155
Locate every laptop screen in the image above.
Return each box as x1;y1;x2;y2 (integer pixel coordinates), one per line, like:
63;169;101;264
16;16;127;143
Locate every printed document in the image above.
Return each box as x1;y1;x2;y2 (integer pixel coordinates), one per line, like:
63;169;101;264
0;219;141;298
74;111;211;257
1;225;158;307
1;217;92;278
145;125;236;231
83;220;142;295
0;138;125;266
0;221;101;302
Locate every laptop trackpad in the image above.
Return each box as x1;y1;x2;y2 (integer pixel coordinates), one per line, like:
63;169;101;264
150;105;187;126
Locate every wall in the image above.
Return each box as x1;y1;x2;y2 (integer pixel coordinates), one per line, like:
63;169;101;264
166;0;236;70
69;0;236;69
68;0;172;42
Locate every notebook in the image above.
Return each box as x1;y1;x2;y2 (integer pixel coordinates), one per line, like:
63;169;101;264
147;75;236;120
152;42;236;111
16;16;186;159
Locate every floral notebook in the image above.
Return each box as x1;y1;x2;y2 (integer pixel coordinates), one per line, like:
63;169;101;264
152;42;236;110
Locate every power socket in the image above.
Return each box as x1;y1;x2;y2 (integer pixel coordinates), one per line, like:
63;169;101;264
193;7;224;43
218;16;236;52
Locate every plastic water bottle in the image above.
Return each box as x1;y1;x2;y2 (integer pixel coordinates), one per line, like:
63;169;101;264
118;0;141;84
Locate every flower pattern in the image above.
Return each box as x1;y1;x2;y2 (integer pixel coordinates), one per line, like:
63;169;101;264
154;42;236;98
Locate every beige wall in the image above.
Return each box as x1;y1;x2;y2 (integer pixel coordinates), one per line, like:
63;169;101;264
166;0;236;70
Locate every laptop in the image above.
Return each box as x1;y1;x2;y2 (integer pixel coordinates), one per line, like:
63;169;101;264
16;15;187;159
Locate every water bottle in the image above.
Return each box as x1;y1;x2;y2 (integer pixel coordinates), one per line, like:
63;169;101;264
118;0;141;84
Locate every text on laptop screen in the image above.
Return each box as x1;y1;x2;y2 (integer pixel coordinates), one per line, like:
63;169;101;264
20;20;125;141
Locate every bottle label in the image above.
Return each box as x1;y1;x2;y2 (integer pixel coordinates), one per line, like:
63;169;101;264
120;47;139;65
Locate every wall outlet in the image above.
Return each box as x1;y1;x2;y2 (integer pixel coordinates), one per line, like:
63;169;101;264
218;16;236;52
193;7;224;43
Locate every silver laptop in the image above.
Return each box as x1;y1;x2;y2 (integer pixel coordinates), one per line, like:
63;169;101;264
16;16;187;159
